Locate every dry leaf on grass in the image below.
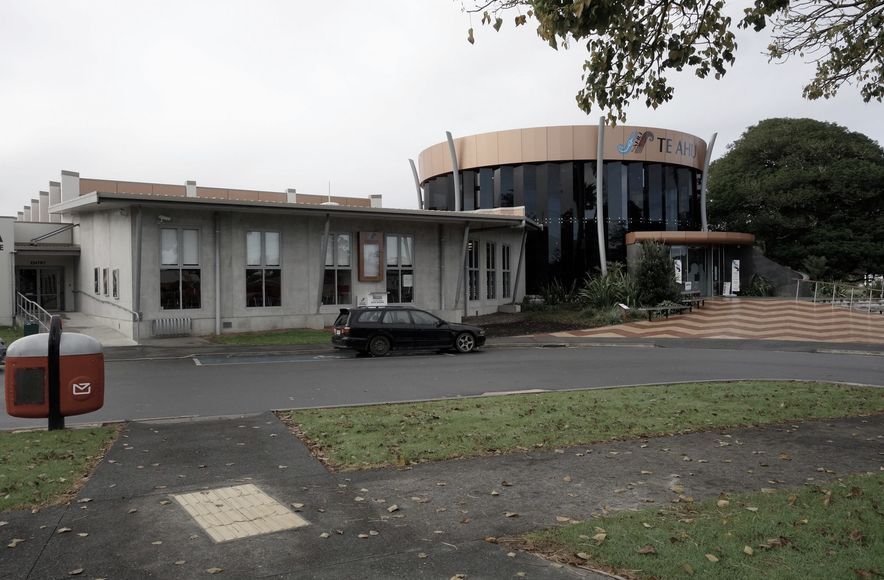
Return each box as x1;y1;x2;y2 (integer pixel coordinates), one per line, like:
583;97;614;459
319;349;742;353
637;544;657;555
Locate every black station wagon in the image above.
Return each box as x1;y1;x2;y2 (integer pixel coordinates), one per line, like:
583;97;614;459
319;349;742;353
332;306;486;356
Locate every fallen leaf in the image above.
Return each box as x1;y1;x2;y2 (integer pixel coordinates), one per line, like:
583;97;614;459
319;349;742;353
76;498;92;504
7;539;25;548
507;551;516;557
291;503;304;509
682;563;694;575
504;512;519;518
206;568;223;574
174;560;186;565
354;496;365;502
159;500;171;506
387;504;399;513
68;569;84;576
411;496;430;503
319;532;330;539
417;552;428;559
642;523;652;529
705;554;719;562
637;545;657;555
743;546;754;555
501;481;513;487
593;532;607;543
556;516;571;523
490;490;500;496
717;500;730;508
576;552;591;560
128;509;138;514
450;575;466;580
670;484;685;494
358;534;369;539
745;506;759;512
761;488;777;494
563;475;572;482
57;527;72;534
77;533;88;538
369;530;379;536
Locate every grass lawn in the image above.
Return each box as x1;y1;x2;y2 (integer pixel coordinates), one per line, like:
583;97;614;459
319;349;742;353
525;472;884;579
0;427;118;512
286;381;884;470
0;325;24;346
208;328;331;346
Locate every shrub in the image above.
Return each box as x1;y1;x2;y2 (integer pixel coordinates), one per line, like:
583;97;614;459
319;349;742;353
635;241;681;306
578;262;638;309
536;278;578;306
743;274;775;296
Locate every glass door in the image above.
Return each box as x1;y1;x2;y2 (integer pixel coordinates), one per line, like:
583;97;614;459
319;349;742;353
16;267;64;311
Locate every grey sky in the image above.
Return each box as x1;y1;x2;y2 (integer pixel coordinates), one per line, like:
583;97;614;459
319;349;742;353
1;1;881;217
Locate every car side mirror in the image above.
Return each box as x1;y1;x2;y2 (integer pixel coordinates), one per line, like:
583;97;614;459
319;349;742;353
436;320;444;327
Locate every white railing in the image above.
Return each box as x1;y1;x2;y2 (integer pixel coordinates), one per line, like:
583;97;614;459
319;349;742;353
794;279;884;314
73;290;142;341
15;292;52;332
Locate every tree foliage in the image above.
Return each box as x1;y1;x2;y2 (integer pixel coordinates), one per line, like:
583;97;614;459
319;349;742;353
465;0;884;122
708;118;884;279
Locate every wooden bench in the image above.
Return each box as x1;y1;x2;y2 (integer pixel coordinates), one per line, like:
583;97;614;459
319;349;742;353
681;297;705;309
636;304;692;321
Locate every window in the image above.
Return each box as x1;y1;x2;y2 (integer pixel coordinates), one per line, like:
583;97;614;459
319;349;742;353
246;231;281;307
468;239;479;301
160;228;201;310
502;244;512;299
485;242;497;300
322;233;351;305
386;234;414;303
102;268;109;296
112;269;119;300
382;310;411;324
94;268;100;294
411;310;439;326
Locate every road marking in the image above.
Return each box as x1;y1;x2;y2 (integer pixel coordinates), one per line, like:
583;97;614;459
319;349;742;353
816;349;884;357
192;357;202;366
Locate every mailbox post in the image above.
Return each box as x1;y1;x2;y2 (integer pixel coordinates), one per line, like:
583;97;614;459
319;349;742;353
47;316;64;430
4;315;104;429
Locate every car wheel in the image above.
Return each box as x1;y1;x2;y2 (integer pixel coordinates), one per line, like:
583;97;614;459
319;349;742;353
454;332;476;353
368;335;391;357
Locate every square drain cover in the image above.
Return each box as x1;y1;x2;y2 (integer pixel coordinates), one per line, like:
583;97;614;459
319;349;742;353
174;484;308;542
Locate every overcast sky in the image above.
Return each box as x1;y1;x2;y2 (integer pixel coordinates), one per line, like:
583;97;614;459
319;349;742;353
1;1;882;217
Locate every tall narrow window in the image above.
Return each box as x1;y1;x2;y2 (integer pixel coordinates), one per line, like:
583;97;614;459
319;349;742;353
386;234;414;303
94;268;100;294
112;269;120;300
485;242;497;300
467;239;480;301
501;244;512;299
160;228;201;310
246;231;281;307
102;268;109;296
322;233;352;305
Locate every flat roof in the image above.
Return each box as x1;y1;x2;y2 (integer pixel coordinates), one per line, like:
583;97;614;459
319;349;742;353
50;191;541;230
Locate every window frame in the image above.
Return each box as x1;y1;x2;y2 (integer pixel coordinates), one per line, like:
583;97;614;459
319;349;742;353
102;268;109;296
322;232;353;306
501;244;512;299
93;268;100;294
160;227;202;311
245;230;282;308
467;239;480;301
385;233;415;304
485;241;497;300
112;269;120;300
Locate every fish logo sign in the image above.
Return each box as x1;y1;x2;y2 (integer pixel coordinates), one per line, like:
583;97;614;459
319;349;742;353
617;130;655;154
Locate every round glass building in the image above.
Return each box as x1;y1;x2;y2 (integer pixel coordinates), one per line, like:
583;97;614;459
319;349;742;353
418;125;754;295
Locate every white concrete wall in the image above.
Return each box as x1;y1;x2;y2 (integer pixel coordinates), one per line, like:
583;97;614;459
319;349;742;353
75;210;134;335
0;217;14;326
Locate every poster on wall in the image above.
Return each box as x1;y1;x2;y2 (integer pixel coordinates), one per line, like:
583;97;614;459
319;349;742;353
402;274;414;288
358;232;383;282
731;260;741;293
673;259;683;284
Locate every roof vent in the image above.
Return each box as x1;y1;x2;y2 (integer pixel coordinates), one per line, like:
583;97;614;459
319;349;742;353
320;201;340;206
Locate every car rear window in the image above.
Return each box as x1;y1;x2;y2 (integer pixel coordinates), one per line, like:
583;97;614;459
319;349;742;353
356;310;384;323
333;311;350;326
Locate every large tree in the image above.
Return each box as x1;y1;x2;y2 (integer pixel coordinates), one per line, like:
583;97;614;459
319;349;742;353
707;118;884;280
465;0;884;122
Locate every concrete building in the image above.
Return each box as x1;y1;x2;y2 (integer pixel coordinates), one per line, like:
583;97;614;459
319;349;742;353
3;172;534;341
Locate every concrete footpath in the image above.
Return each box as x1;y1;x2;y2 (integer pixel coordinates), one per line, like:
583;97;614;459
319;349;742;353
2;412;882;579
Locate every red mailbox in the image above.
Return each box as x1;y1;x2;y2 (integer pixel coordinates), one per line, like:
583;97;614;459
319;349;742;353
5;325;104;423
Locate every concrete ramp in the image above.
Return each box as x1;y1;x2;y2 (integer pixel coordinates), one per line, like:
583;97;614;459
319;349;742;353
552;298;884;344
60;312;138;347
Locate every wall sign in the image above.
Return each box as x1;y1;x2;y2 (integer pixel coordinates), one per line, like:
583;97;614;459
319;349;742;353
731;260;741;293
673;259;683;284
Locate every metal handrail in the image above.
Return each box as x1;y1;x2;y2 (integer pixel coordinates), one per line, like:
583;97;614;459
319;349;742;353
794;278;884;313
15;292;52;332
73;290;141;322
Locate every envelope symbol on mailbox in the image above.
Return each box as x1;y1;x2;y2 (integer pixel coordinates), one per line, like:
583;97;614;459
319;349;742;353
73;383;92;396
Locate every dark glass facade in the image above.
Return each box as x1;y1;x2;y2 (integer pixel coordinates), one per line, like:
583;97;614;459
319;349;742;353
423;161;701;291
